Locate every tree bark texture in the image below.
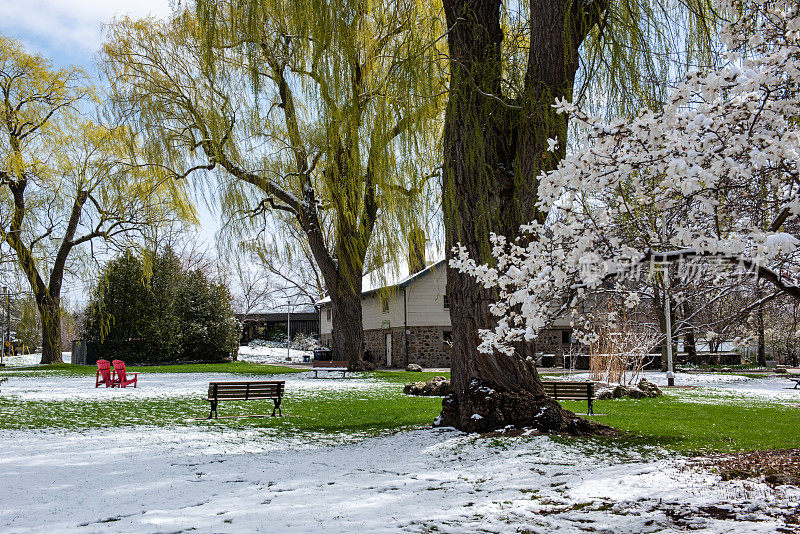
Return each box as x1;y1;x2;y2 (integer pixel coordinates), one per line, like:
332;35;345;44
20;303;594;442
440;0;610;433
39;296;62;364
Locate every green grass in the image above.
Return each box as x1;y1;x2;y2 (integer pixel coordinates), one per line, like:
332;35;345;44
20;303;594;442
0;382;441;434
558;395;800;453
369;370;450;384
2;365;799;454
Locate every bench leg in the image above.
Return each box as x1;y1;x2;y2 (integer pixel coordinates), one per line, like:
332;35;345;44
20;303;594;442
588;399;594;416
208;400;218;419
272;396;283;417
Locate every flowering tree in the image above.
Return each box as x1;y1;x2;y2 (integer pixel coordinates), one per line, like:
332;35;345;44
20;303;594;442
454;0;800;358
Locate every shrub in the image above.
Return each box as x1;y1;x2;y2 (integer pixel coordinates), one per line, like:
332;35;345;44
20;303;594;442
83;248;239;364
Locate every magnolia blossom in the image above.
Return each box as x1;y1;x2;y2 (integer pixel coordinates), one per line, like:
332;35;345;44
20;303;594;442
453;0;800;355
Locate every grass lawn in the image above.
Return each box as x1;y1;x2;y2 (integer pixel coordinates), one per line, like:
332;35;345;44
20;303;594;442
559;396;800;453
0;366;443;433
2;365;798;454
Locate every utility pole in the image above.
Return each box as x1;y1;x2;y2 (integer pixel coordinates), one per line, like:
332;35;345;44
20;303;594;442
0;287;5;366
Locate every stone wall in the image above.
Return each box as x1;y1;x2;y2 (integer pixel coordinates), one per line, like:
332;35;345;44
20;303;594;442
357;326;451;368
325;327;577;369
405;326;451;368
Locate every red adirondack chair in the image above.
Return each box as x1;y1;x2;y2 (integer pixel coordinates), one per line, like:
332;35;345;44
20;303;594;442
95;359;114;388
111;360;138;388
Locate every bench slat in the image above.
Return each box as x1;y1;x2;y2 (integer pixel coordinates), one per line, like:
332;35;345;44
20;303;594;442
209;380;286;387
207;381;285;401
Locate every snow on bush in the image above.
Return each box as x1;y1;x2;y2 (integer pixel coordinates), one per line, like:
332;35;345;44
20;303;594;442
453;0;800;355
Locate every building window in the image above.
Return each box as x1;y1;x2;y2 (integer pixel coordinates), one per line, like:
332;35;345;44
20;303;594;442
326;309;331;321
442;330;453;344
381;297;390;313
443;294;449;309
561;330;572;344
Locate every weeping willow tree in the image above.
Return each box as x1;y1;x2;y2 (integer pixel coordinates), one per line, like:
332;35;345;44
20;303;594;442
440;0;723;431
103;0;445;368
0;35;191;364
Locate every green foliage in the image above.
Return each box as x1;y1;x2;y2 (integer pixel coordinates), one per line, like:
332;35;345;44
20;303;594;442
84;248;240;364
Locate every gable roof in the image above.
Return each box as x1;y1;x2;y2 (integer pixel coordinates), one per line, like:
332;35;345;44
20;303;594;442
315;259;446;306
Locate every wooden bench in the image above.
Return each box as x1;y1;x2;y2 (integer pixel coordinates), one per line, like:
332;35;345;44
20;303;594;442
312;360;349;378
787;368;800;389
206;381;284;419
541;380;595;415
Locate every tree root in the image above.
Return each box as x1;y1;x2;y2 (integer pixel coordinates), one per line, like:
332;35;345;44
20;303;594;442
437;378;616;436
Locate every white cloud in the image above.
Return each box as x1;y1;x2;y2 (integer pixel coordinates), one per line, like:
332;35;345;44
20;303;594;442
0;0;173;60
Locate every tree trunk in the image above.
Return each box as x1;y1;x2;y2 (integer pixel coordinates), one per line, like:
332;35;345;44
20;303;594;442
330;284;365;369
39;295;62;364
439;0;611;434
757;309;766;366
685;329;697;364
653;283;668;371
682;302;697;364
756;281;767;366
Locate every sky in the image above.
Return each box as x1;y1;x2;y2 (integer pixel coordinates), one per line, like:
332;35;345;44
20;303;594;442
1;0;225;307
0;0;173;69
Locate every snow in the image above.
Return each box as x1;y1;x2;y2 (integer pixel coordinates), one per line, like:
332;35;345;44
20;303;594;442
2;351;72;366
0;364;800;533
1;423;797;533
238;345;313;364
2;345;311;367
0;371;392;402
1;369;799;531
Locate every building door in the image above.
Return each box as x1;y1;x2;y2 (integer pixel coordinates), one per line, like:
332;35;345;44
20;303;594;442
385;332;392;367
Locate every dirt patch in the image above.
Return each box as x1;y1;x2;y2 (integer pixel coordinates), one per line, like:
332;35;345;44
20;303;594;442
699;449;800;486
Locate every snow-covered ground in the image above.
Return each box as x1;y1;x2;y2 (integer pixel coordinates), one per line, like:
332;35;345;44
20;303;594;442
1;351;72;366
0;371;392;402
238;344;313;364
1;423;797;533
2;367;800;531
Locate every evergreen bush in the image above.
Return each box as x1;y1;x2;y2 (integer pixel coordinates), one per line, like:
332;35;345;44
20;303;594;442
84;248;240;364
